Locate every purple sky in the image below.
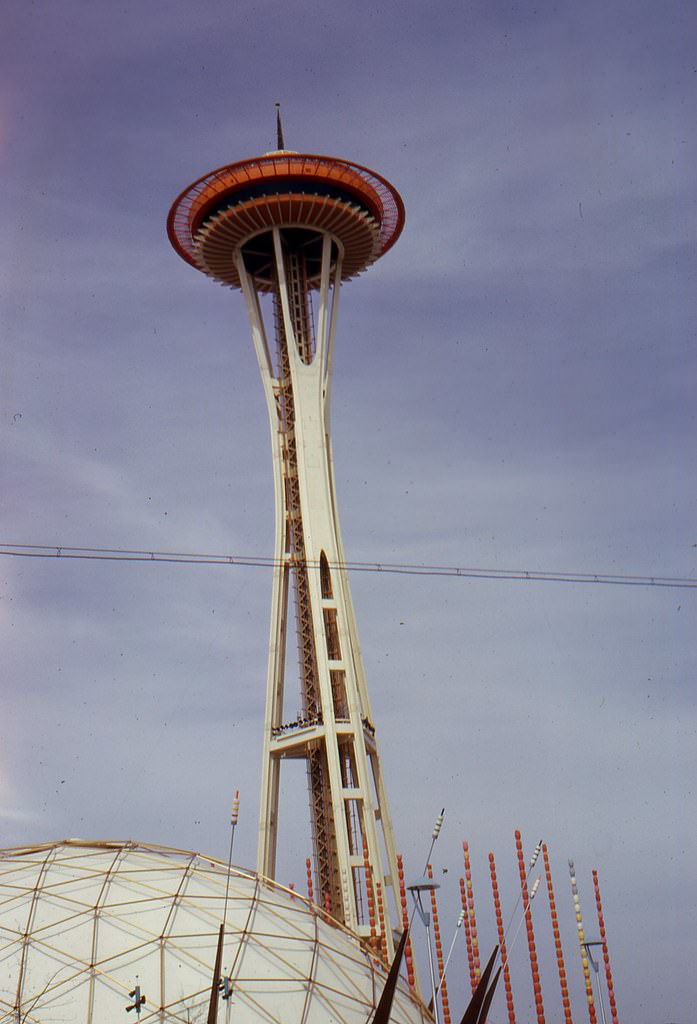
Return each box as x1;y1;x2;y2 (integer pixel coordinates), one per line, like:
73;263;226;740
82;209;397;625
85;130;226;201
2;1;695;1020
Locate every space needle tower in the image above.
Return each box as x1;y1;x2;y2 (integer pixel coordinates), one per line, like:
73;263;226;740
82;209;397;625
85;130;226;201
168;116;405;954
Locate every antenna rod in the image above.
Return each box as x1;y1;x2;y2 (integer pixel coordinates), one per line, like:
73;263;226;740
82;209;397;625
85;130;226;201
222;790;240;928
408;809;446;931
275;103;285;150
418;808;445;881
434;909;464;999
500;877;541;984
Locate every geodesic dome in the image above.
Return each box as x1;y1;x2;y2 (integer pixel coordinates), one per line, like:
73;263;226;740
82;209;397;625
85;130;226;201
0;840;429;1023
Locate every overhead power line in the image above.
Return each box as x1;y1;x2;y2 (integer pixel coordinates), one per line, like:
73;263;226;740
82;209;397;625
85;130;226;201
0;543;695;589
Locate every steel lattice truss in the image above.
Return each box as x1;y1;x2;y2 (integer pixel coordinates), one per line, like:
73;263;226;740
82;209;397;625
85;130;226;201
0;840;428;1024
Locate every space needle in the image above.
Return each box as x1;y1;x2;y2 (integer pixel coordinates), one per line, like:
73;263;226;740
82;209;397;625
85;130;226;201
167;115;405;954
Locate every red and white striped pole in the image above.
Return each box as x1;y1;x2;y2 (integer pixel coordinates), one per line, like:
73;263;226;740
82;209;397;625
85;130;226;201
363;837;377;950
515;830;545;1024
428;864;450;1024
459;875;477;994
396;853;416;989
462;842;481;981
592;870;619;1024
305;857;314;904
542;843;572;1024
375;879;389;964
489;851;516;1024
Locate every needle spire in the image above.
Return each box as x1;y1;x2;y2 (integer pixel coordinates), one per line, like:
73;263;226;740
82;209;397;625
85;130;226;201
275;103;285;150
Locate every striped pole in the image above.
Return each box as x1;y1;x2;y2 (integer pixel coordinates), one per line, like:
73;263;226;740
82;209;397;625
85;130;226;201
542;844;572;1024
222;789;240;927
428;864;451;1024
376;880;389;964
569;858;597;1023
397;854;416;988
459;876;477;993
364;837;378;949
515;830;545;1024
489;851;516;1024
306;857;314;904
592;870;618;1024
462;842;481;980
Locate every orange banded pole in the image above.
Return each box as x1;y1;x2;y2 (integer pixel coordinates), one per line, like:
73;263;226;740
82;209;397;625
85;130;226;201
397;853;416;988
569;859;597;1024
363;837;377;949
428;864;451;1024
462;842;481;980
459;876;477;993
375;880;389;964
489;851;516;1024
306;857;314;904
592;870;618;1024
542;844;572;1024
515;830;545;1024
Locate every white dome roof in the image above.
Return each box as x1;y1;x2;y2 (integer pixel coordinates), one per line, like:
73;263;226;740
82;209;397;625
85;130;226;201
0;840;429;1023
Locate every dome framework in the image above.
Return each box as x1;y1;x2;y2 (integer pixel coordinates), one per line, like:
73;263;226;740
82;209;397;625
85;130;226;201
0;840;428;1024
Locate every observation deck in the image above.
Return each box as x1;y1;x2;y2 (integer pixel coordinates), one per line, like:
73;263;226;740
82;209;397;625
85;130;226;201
167;151;404;289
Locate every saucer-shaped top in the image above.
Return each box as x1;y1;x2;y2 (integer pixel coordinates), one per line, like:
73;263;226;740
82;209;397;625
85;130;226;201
167;153;404;290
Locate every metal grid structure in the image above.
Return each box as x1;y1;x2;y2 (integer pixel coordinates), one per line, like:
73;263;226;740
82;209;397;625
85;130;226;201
167;150;405;952
0;840;429;1024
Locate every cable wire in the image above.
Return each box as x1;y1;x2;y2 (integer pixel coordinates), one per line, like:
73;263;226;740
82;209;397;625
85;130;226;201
0;543;695;589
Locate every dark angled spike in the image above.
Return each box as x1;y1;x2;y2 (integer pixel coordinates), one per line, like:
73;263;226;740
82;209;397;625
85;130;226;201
458;946;498;1024
476;966;501;1024
275;103;285;150
370;930;409;1024
207;923;225;1024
